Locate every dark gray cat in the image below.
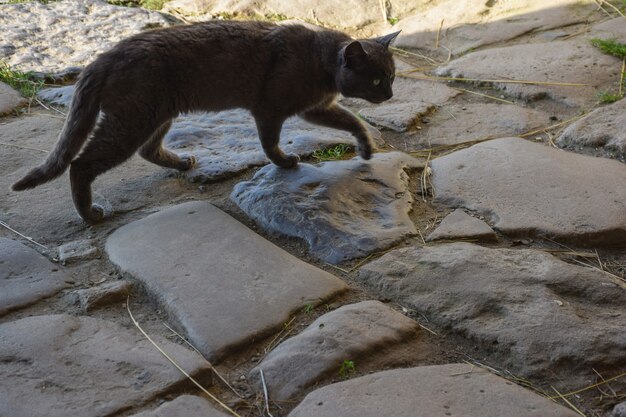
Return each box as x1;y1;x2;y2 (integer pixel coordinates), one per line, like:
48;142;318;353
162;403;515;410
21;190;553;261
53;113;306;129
12;21;399;223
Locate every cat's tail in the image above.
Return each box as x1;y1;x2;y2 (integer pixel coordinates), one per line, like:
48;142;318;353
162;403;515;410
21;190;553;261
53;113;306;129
12;67;104;191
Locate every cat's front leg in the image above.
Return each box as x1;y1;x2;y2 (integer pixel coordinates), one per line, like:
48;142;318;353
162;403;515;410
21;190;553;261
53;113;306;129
254;115;300;168
301;103;373;160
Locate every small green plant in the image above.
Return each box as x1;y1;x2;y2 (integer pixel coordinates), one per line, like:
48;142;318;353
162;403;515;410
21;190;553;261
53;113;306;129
591;38;626;59
312;143;351;161
387;16;399;25
338;359;356;378
106;0;164;9
302;303;314;315
597;90;622;104
263;12;288;21
0;62;43;99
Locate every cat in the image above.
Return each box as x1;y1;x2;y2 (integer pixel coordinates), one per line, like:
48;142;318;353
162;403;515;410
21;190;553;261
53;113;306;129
12;20;399;223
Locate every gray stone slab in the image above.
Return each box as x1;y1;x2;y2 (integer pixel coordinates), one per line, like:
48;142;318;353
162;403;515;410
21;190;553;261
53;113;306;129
37;85;75;107
252;300;419;401
613;401;626;417
395;0;596;55
68;280;132;311
58;238;99;263
0;81;26;115
106;201;347;362
165;110;358;182
589;17;626;44
359;101;434;132
436;40;621;108
0;238;70;316
231;152;420;264
288;364;579;417
556;97;626;160
358;242;626;383
0;0;173;74
417;102;552;147
0;314;211;417
426;208;497;242
130;395;230;417
430;137;626;247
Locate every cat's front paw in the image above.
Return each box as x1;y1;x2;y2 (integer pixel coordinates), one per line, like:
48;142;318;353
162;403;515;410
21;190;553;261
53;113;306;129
82;204;107;224
274;153;300;169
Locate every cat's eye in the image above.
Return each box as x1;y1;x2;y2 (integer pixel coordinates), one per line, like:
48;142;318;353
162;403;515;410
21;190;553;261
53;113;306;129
373;79;381;86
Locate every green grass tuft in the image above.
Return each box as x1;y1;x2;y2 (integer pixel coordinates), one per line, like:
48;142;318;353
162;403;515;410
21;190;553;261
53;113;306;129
312;143;352;161
338;360;356;378
591;38;626;59
0;62;44;99
597;90;623;104
106;0;164;10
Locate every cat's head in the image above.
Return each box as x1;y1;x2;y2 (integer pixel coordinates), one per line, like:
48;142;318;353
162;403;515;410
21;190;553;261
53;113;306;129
337;31;400;104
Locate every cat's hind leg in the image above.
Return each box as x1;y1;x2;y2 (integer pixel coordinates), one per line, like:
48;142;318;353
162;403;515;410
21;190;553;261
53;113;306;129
139;120;196;171
69;116;151;223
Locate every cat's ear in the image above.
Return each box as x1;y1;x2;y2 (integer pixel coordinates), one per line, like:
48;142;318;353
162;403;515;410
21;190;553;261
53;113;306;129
343;41;367;67
375;30;401;48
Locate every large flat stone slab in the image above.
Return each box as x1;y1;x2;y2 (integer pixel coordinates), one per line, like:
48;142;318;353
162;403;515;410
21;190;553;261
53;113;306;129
106;201;347;361
0;238;70;316
394;0;596;55
557;97;626;160
0;0;173;74
288;364;579;417
426;208;497;242
430;137;626;247
358;242;626;383
130;395;230;417
231;152;420;264
0;81;26;115
416;102;551;147
252;300;419;401
436;40;621;108
0;314;211;417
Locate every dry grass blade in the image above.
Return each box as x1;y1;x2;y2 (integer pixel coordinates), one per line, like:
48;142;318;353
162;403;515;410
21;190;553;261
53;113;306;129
547;370;626;400
263;316;296;354
592;368;617;397
390;46;442;66
126;299;242;417
519;114;587;138
378;0;387;22
420;151;433;202
571;258;626;285
435;19;444;49
259;369;274;417
619;58;625;97
0;141;48;153
595;0;626;21
453;87;516;104
401;73;589;87
551;386;587;417
0;220;48;250
162;322;243;398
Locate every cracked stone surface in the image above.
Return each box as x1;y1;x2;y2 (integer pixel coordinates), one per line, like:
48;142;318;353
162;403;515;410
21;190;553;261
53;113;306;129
57;239;99;264
557;98;626;160
0;314;211;417
394;0;596;55
426;208;497;242
231;152;421;264
129;395;231;417
106;201;347;361
252;300;419;401
288;364;579;417
416;102;552;147
0;81;26;115
358;242;626;384
430;137;626;247
68;280;132;312
436;40;621;108
0;238;70;316
0;0;173;74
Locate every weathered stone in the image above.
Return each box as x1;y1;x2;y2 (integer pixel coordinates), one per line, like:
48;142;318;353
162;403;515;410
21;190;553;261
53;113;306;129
0;314;211;417
436;40;621;108
0;238;70;316
430;137;626;247
106;201;347;361
556;97;626;159
37;85;75;107
130;395;230;417
359;242;626;383
57;238;99;263
69;280;132;311
0;81;26;115
231;152;420;264
165;110;358;182
0;0;173;74
252;300;419;401
394;0;596;55
288;364;579;417
613;401;626;417
590;17;626;44
357;75;460;132
416;103;551;147
163;0;418;28
426;208;497;242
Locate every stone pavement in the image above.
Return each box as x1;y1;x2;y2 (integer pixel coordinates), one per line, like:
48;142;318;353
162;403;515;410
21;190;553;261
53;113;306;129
1;1;625;416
